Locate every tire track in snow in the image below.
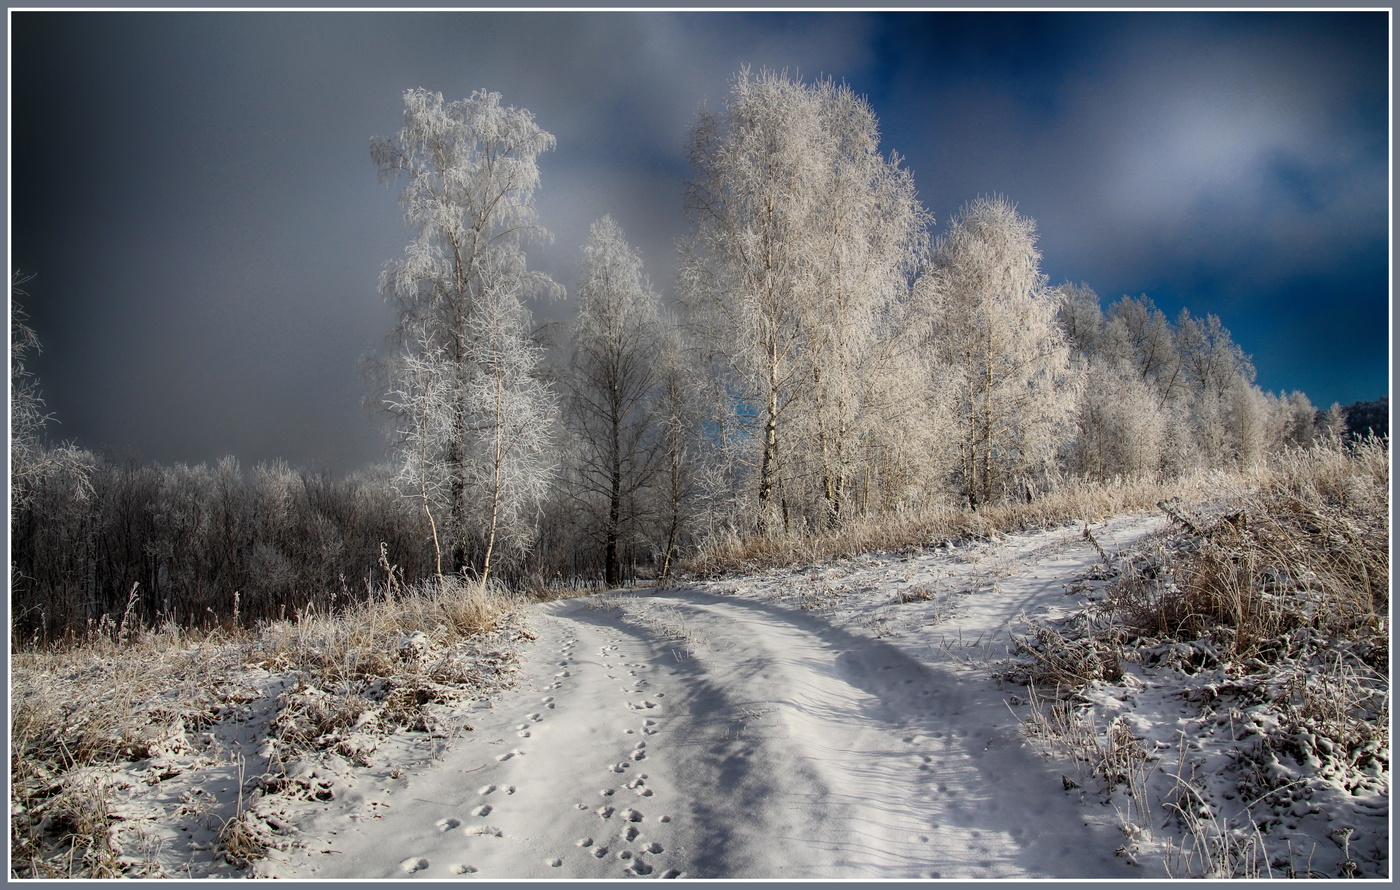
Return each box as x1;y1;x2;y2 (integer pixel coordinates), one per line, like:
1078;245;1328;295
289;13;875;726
269;516;1161;879
632;590;1129;878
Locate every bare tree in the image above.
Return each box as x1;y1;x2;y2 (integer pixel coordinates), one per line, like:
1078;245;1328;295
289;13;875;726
372;88;560;584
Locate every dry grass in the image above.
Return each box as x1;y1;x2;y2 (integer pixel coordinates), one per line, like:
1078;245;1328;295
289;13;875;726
683;472;1207;579
10;574;523;878
1002;438;1390;878
1114;438;1387;668
10;621;247;878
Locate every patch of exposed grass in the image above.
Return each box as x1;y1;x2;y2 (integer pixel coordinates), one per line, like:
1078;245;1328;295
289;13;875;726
10;575;524;878
682;472;1208;579
1002;438;1390;878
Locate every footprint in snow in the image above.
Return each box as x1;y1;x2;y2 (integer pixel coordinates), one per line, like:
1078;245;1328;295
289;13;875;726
466;826;504;838
473;805;492;817
621;808;644;822
478;784;496;795
547;858;563;868
646;842;664;854
628;860;654;876
518;729;531;738
452;864;477;875
597;805;615;819
622;824;641;842
576;837;593;847
400;857;430;874
436;818;461;831
592;845;610;859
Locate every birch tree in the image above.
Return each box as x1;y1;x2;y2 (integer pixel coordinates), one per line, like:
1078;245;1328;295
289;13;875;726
565;216;664;587
917;195;1079;506
10;274;93;514
801;78;930;526
372;88;560;584
681;68;929;530
681;70;819;530
1176;308;1255;468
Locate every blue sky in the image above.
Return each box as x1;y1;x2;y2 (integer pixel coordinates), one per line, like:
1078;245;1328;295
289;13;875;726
10;10;1390;472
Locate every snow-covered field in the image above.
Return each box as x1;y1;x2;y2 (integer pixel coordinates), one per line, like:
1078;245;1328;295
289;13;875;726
69;513;1386;879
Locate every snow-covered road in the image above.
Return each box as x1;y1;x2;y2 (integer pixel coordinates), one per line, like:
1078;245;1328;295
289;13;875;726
264;516;1164;880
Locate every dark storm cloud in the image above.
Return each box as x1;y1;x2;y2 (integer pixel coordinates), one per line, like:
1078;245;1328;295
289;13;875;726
868;11;1387;407
10;11;1388;475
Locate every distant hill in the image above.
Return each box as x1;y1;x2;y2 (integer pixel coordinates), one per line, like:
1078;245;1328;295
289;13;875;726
1341;396;1389;440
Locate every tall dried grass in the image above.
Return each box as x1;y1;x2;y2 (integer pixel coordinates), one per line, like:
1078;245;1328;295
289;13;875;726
1113;438;1387;666
1002;438;1390;878
10;623;246;877
10;574;522;878
684;471;1206;578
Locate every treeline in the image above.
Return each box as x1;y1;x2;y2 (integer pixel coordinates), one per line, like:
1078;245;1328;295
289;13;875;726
10;456;433;643
11;71;1375;643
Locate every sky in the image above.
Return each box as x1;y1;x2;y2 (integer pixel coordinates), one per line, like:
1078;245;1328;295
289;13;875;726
9;10;1391;475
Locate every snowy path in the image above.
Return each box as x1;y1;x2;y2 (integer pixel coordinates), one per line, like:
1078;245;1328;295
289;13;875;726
265;516;1162;880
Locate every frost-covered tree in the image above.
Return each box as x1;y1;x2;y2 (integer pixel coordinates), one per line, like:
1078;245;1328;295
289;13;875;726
1176;309;1256;468
1320;402;1348;446
681;69;821;529
10;273;92;514
565;216;665;587
1056;282;1104;356
372;88;560;584
681;68;929;530
11;276;48;508
650;320;711;578
461;281;558;583
1277;390;1319;449
800;78;930;526
1102;295;1183;406
916;196;1079;506
1070;369;1167;481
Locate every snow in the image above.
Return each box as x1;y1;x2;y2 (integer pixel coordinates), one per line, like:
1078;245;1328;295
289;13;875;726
81;513;1386;879
250;515;1152;879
